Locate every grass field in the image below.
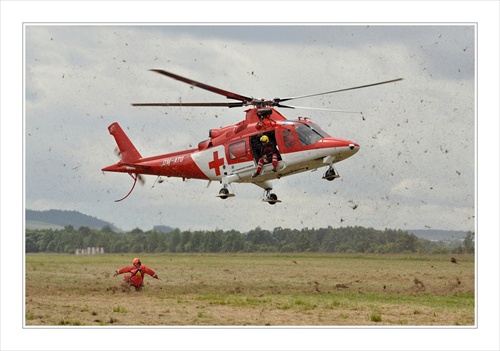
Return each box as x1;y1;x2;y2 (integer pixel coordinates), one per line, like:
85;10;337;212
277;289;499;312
25;253;475;326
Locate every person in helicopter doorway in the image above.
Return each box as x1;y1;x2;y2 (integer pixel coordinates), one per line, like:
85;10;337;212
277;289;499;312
113;257;160;292
252;135;278;178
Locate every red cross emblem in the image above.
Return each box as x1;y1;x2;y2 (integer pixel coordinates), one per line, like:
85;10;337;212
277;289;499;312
208;151;225;176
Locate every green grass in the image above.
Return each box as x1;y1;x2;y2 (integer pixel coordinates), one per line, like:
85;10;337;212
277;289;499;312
25;253;475;326
370;312;382;322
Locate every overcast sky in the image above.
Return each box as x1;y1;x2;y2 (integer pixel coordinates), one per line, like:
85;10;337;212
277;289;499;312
22;23;477;233
2;1;500;351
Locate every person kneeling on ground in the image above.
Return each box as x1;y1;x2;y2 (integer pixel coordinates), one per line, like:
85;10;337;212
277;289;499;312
113;257;159;291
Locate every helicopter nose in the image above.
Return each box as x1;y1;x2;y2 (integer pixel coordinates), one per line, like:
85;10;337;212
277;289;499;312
349;142;360;152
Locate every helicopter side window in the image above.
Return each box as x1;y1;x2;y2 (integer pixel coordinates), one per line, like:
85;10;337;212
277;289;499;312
295;123;324;146
282;129;297;148
228;140;247;159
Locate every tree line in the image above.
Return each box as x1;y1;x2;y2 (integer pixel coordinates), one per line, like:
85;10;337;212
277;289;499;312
25;225;475;255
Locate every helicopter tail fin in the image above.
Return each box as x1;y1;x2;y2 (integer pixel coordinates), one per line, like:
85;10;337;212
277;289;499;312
108;122;142;162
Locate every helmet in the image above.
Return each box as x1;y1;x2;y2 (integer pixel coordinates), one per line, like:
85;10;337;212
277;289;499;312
260;135;269;143
132;258;141;266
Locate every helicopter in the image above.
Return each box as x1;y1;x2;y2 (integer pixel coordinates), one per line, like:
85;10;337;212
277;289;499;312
102;69;402;204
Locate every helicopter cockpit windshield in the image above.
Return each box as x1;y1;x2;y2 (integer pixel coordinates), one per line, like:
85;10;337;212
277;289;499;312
294;123;331;146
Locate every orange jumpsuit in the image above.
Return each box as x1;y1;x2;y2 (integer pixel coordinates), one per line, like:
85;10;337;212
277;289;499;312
116;264;158;291
255;142;278;174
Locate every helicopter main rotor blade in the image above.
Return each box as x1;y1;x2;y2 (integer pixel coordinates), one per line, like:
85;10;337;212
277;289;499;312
277;78;403;104
133;70;403;109
132;101;245;108
150;69;253;103
276;103;362;113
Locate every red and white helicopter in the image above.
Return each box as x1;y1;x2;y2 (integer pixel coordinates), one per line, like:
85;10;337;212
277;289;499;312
102;69;402;204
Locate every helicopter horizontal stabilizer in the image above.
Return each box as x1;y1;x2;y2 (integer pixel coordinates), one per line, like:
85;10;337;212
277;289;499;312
102;162;151;171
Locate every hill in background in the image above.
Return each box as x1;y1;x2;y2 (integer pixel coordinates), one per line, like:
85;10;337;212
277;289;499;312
408;229;468;242
26;209;119;231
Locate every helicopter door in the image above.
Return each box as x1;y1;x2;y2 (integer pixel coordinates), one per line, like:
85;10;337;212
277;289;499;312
279;128;302;152
250;131;282;164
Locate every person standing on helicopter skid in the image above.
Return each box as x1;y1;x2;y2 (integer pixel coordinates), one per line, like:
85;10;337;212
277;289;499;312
252;135;278;178
113;257;160;291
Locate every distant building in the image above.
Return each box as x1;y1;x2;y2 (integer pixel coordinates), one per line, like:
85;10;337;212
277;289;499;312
75;247;105;255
